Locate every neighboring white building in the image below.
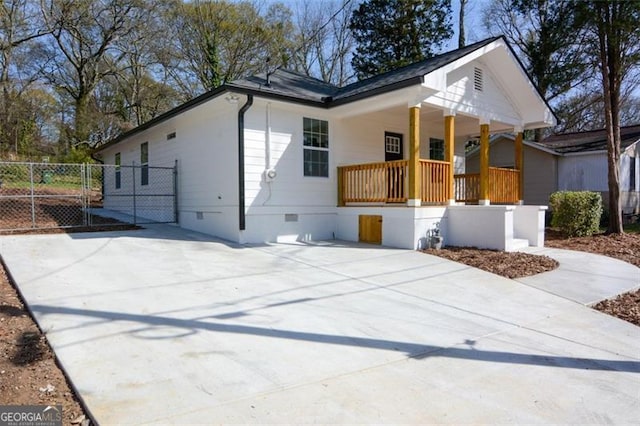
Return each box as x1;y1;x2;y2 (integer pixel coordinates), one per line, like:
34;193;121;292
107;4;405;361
95;36;557;251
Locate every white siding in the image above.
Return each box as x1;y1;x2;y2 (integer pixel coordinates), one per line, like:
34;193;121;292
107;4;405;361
426;60;522;125
100;97;240;241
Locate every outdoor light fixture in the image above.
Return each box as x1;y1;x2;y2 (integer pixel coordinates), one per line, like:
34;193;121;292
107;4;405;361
225;94;240;104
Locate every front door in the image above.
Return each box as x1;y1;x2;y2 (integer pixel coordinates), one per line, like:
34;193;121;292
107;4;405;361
385;132;404;201
384;132;403;161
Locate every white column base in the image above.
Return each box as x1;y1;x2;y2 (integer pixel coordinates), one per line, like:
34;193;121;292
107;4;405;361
407;199;422;207
516;200;524;206
478;199;491;206
447;199;456;206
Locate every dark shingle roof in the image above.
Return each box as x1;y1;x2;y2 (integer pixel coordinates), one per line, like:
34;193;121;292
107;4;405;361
228;36;502;106
227;69;337;104
96;36;521;152
540;124;640;154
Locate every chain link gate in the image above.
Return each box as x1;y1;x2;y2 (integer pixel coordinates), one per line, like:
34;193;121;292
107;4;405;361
0;161;177;232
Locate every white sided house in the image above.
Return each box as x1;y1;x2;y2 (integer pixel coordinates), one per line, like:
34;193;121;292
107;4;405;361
95;36;557;251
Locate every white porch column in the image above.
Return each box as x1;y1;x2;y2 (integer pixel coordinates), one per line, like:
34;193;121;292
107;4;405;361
514;127;524;205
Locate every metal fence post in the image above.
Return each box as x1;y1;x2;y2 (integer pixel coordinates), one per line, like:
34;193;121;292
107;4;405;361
29;163;35;229
81;163;88;227
132;162;137;225
173;160;179;223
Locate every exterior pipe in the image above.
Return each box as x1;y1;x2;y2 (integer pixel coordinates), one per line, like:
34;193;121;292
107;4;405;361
265;102;271;170
238;94;253;231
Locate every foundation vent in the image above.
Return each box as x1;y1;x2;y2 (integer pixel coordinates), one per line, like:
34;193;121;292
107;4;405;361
285;214;298;222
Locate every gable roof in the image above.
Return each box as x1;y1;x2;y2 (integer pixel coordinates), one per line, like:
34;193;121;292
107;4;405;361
540;124;640;154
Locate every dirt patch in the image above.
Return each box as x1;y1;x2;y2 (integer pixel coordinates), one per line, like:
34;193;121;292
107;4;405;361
0;262;90;425
0;186;131;233
423;247;559;278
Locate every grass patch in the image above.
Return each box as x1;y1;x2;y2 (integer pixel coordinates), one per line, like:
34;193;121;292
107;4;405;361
624;222;640;234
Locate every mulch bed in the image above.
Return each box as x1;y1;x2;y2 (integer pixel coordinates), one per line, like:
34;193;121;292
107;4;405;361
422;247;559;278
592;290;640;327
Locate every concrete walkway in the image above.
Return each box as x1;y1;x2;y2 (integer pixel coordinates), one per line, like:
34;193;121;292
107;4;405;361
1;225;639;424
517;246;640;305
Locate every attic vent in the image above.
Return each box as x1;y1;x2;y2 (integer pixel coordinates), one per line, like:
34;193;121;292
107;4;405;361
474;67;483;92
167;131;176;140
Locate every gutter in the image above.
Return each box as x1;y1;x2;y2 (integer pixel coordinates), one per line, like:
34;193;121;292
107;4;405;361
238;94;253;231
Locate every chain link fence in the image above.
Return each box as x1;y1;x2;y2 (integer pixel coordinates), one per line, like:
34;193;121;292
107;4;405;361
0;161;177;232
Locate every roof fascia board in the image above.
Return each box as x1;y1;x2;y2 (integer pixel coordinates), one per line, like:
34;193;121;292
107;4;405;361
524;141;560;155
562;150;606;157
329;86;424;118
328;77;423;107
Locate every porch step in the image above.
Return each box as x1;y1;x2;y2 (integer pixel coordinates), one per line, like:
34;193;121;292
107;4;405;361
506;238;530;252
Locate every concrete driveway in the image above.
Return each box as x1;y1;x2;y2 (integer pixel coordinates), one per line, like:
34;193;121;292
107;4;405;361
1;225;639;424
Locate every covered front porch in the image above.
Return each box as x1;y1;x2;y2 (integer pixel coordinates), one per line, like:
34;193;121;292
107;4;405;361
336;112;527;207
328;37;556;250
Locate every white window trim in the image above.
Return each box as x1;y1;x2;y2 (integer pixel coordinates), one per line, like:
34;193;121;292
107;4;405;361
303;117;330;178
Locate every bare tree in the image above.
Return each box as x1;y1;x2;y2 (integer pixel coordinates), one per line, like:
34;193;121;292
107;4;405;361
0;0;49;155
40;0;147;152
161;0;293;99
290;0;356;86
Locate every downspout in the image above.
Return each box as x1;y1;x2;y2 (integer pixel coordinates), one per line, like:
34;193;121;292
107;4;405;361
238;94;253;231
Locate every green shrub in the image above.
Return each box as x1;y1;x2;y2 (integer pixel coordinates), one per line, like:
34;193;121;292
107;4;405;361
0;163;29;183
549;191;603;237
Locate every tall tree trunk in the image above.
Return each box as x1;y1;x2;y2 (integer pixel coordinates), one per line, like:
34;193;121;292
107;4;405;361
458;0;466;48
74;93;90;149
597;2;623;234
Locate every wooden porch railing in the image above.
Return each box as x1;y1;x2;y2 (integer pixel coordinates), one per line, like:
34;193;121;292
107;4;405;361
338;160;407;204
338;162;519;205
454;173;480;203
489;167;520;204
454;167;520;204
420;159;451;203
